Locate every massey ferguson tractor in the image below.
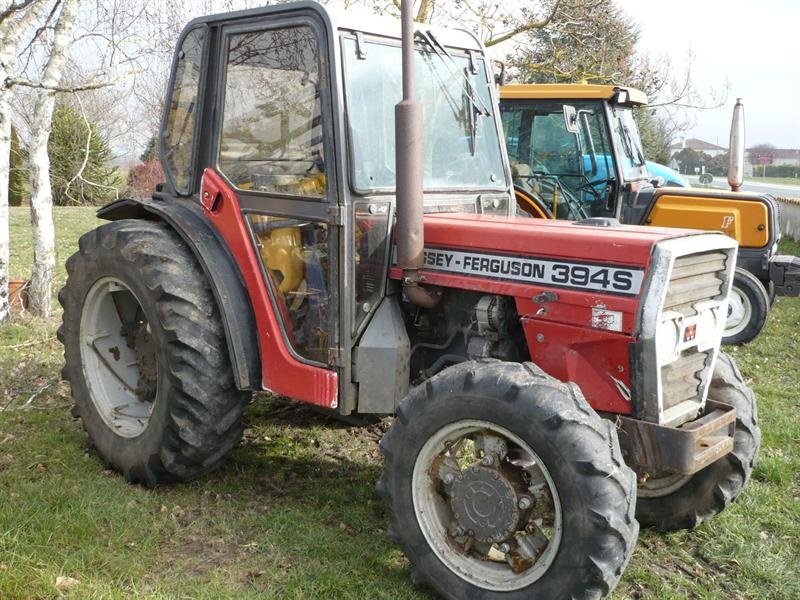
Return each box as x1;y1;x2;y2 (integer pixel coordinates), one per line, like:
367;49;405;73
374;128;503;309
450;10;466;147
499;83;800;344
58;3;760;598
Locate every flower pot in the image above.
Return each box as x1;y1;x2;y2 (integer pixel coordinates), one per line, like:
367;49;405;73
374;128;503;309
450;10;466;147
8;279;30;312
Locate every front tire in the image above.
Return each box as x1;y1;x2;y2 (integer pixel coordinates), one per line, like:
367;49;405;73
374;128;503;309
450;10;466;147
378;360;638;599
58;220;250;486
635;352;760;530
724;268;770;344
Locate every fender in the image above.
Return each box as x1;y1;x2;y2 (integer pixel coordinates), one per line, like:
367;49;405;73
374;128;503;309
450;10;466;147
97;195;260;391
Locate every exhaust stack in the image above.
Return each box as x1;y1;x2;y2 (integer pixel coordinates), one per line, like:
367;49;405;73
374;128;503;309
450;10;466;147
394;0;439;307
728;98;745;192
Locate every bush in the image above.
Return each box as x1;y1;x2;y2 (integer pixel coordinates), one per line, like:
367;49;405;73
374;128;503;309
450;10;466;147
754;164;800;178
48;104;118;205
125;159;164;198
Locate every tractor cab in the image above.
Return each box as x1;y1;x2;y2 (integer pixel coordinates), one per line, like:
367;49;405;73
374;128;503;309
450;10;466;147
500;84;654;221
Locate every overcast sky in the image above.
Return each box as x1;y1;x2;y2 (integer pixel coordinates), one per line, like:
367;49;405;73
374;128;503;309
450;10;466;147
617;0;800;150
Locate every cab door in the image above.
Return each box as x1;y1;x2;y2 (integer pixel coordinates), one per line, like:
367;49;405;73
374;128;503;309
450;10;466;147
209;19;341;406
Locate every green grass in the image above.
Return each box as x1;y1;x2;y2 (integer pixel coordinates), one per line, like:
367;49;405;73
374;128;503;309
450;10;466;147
746;176;800;187
1;208;799;598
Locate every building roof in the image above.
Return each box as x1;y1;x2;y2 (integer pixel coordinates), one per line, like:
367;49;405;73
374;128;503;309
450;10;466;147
670;138;727;152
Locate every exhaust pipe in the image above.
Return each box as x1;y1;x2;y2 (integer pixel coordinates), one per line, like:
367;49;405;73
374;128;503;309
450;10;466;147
395;0;439;308
728;98;745;192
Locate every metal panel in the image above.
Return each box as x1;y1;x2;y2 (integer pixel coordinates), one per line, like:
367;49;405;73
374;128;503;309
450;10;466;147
353;296;410;414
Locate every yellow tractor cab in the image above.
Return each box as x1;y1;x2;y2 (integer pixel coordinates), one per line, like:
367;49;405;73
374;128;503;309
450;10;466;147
499;83;798;344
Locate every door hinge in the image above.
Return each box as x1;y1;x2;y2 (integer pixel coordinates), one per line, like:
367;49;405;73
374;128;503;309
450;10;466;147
327;205;344;225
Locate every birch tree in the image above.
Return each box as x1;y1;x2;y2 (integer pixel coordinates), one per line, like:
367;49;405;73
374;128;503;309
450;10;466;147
25;0;78;317
0;0;49;323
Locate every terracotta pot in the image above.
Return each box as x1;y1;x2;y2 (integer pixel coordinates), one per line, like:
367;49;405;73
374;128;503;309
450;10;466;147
8;279;30;311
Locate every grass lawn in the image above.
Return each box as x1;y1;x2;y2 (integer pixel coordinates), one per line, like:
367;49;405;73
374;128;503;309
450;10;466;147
1;206;799;599
747;176;800;187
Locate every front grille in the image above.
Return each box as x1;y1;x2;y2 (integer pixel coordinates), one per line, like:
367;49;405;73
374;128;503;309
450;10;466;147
659;250;729;423
661;350;710;411
663;251;727;316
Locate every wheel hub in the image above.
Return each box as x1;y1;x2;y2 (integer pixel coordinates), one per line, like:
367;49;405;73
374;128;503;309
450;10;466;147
450;464;521;544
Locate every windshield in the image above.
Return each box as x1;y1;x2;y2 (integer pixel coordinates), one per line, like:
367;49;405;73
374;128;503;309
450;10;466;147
610;107;648;181
500;99;616;218
342;36;507;192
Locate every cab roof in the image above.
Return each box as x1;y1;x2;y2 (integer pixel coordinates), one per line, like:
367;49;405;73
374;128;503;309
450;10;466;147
500;84;648;107
184;0;483;52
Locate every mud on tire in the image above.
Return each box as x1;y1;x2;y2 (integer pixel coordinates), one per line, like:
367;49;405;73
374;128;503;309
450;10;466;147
635;351;760;530
58;219;250;486
378;360;639;600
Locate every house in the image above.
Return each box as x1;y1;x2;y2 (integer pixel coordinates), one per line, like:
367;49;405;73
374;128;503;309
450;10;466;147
669;137;728;158
753;148;800;167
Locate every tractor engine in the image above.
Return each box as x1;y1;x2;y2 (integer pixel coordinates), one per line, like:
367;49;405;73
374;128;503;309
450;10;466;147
406;292;525;383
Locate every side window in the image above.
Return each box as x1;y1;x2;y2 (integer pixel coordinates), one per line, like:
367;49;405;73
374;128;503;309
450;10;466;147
218;26;326;197
162;27;205;195
532;112;580;176
248;215;331;364
353;201;391;333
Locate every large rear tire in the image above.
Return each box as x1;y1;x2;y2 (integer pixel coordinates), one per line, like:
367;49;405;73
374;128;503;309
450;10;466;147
378;360;638;600
58;220;250;486
635;352;760;530
723;268;769;344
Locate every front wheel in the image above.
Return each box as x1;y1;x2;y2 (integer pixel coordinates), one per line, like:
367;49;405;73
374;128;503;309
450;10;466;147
378;361;638;599
635;352;760;530
723;268;770;344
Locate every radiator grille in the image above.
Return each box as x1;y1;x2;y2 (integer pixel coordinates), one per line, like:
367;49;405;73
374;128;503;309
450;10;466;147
663;251;727;317
661;350;710;411
660;250;728;420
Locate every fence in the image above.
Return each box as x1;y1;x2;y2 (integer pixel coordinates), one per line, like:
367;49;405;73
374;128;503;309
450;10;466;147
776;197;800;239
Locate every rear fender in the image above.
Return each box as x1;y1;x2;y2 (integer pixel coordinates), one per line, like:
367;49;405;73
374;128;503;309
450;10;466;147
646;188;779;250
97;196;260;391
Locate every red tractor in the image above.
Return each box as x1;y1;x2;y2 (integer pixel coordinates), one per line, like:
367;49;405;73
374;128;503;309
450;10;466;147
58;3;759;598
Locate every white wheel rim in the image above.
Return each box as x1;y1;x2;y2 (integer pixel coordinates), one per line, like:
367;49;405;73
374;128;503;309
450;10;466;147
79;277;157;438
412;420;562;591
725;285;752;338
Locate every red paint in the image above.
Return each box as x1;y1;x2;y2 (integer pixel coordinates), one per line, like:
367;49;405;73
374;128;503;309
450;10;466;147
521;318;634;414
200;169;338;408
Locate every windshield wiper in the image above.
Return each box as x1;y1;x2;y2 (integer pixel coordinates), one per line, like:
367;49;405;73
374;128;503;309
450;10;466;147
414;29;490;154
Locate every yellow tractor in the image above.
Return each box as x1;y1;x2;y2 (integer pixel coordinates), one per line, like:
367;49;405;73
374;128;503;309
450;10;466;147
500;83;799;343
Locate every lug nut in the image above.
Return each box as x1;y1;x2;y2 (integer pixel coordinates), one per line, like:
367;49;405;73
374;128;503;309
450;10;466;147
498;543;510;553
442;473;454;485
518;496;532;510
480;455;494;466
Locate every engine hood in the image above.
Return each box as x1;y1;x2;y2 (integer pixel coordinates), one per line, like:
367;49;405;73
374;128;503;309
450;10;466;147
389;213;731;338
419;213;697;266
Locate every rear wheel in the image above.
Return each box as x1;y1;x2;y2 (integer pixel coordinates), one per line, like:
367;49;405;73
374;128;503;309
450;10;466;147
58;220;250;486
724;268;769;344
378;360;638;599
635;352;760;530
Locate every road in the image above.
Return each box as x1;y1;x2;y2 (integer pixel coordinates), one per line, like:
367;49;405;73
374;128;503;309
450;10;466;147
685;175;800;198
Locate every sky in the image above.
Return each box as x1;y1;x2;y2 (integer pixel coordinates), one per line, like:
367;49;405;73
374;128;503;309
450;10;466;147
617;0;800;150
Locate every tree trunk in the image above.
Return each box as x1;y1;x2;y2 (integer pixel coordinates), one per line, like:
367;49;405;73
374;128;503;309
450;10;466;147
27;0;79;318
0;0;48;322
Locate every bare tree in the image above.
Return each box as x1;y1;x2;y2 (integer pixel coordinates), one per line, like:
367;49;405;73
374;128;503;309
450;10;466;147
0;0;50;323
25;0;78;317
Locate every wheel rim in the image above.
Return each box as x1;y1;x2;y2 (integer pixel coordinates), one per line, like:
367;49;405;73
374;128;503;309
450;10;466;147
725;285;752;338
637;472;692;498
79;277;158;438
412;420;562;592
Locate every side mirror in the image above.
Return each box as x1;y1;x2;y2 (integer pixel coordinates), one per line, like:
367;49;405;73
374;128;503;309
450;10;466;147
563;105;579;134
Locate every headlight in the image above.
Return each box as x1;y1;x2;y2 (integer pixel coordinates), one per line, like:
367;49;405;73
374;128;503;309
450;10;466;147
655;312;681;365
